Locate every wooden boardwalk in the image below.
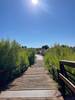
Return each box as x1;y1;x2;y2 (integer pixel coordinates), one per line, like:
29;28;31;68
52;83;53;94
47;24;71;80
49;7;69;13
0;55;64;100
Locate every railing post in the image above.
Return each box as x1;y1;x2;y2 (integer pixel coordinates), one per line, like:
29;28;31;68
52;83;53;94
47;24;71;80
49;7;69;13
59;62;67;96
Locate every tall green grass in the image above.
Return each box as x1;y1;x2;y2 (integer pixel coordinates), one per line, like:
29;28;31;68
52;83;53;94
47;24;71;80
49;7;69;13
44;44;75;74
0;40;35;85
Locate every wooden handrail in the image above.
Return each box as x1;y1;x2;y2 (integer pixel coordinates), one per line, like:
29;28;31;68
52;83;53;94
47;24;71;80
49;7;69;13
60;60;75;68
59;60;75;95
59;73;75;93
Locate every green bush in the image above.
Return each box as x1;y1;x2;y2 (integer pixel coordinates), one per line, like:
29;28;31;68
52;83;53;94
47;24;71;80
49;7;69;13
28;49;35;66
0;40;35;85
44;44;75;74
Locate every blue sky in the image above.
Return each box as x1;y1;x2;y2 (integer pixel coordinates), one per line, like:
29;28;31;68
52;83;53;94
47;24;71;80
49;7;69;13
0;0;75;47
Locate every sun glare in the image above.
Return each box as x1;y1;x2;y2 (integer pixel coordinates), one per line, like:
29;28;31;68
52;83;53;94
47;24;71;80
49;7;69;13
32;0;39;5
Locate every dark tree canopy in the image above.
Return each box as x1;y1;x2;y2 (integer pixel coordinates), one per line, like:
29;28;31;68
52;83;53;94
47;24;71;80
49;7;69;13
42;45;49;50
22;46;27;49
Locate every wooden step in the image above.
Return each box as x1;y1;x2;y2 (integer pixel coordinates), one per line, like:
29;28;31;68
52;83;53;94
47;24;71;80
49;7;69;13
0;90;63;100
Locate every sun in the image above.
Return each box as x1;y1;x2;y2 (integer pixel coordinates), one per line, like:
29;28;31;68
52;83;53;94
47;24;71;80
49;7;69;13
32;0;39;5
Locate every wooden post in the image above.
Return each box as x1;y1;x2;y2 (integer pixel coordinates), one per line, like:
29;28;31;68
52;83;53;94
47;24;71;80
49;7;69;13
59;62;67;96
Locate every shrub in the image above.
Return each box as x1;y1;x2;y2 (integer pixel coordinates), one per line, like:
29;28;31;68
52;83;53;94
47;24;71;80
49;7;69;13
28;49;35;66
44;44;75;74
0;40;35;85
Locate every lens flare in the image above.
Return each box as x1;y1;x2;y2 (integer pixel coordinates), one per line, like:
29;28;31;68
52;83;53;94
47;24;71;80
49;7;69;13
32;0;39;5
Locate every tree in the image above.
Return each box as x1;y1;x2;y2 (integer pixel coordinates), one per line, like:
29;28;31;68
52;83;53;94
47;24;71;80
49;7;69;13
22;46;27;49
42;45;49;50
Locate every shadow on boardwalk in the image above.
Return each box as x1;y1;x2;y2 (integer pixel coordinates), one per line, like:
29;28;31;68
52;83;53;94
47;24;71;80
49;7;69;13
64;95;75;100
0;67;28;92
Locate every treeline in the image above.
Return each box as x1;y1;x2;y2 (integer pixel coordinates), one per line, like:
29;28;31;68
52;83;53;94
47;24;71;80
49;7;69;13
0;40;35;85
44;44;75;74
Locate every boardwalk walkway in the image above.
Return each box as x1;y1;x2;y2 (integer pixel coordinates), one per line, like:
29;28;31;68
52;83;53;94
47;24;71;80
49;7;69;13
0;55;64;100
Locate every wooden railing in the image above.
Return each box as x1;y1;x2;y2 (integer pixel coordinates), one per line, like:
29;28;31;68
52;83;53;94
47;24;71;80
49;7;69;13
59;60;75;95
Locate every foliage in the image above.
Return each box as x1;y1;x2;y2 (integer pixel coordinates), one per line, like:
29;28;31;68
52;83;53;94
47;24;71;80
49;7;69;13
0;40;35;85
28;48;35;66
42;45;49;50
44;44;75;74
